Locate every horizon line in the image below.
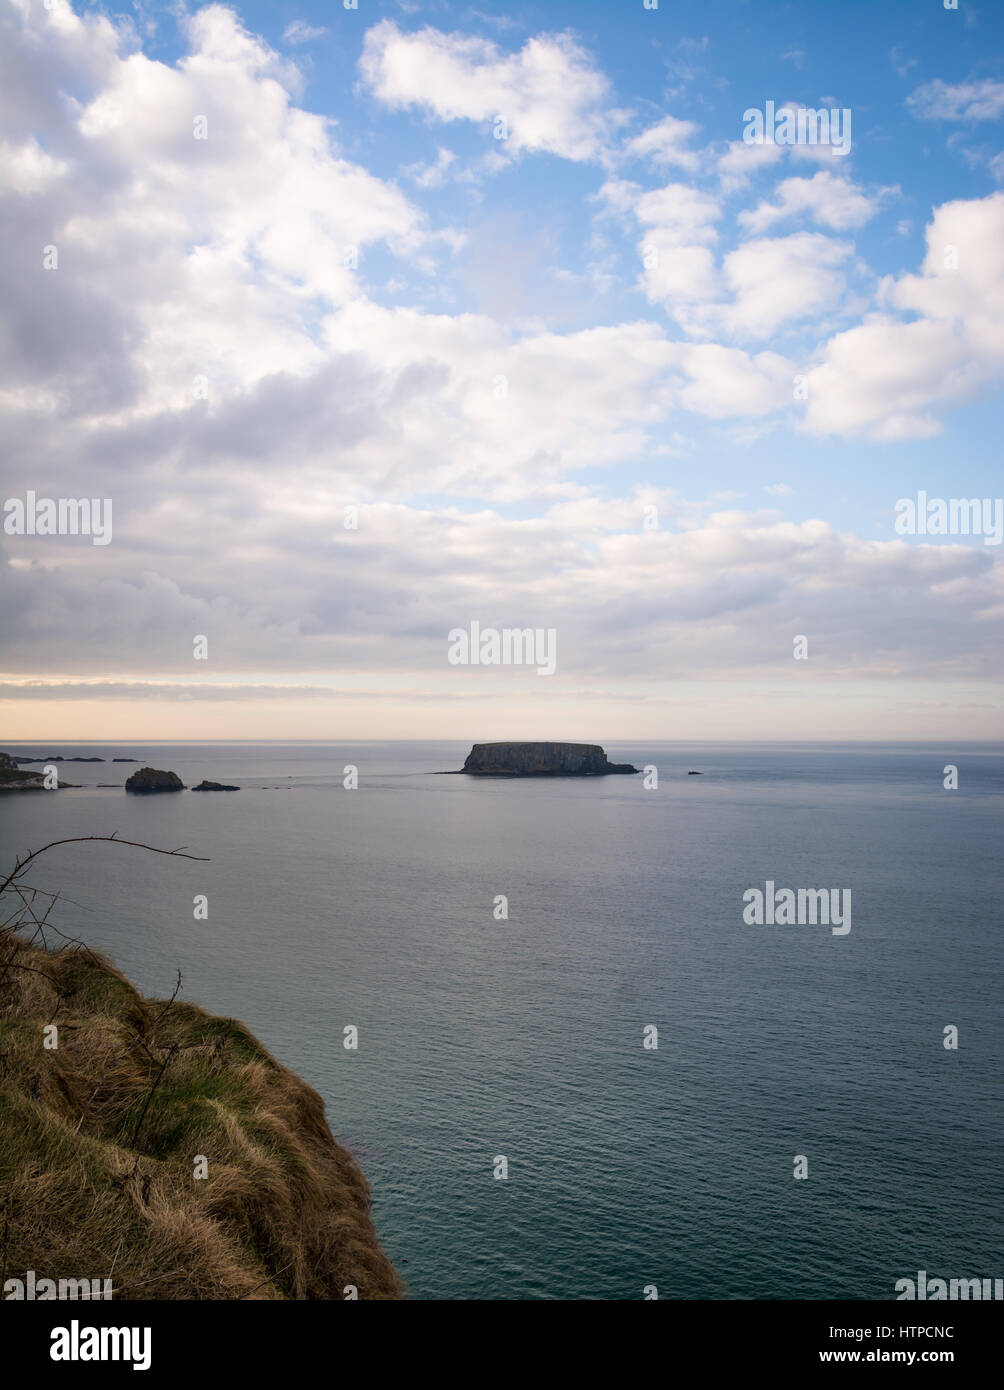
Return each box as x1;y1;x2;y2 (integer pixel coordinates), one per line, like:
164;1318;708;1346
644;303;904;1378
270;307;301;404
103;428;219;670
4;738;1003;747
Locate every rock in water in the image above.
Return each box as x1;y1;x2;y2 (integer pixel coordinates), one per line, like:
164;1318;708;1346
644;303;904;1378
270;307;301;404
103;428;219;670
125;767;185;793
459;742;638;777
192;780;240;791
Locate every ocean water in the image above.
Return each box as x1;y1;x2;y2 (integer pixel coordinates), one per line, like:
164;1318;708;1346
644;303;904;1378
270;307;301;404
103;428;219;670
1;740;1001;1301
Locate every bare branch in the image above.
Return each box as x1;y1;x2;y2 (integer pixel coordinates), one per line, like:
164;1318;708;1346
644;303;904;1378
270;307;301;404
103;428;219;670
129;1043;179;1156
0;836;209;897
150;970;184;1031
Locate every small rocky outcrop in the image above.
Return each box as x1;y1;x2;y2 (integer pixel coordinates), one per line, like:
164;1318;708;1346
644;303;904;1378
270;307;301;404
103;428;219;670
125;767;185;793
192;780;240;792
458;742;638;777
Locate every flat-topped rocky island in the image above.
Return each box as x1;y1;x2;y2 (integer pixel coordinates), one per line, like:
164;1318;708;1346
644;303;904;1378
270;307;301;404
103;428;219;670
452;742;638;777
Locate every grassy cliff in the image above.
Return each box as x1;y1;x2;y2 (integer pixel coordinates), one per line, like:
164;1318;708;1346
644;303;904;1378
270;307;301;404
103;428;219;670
0;932;402;1300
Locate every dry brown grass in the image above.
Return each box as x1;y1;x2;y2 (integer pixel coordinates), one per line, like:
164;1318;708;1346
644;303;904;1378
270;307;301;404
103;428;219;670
0;932;403;1300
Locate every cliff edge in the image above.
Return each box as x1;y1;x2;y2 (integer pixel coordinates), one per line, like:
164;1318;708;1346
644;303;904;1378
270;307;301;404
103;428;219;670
0;934;402;1300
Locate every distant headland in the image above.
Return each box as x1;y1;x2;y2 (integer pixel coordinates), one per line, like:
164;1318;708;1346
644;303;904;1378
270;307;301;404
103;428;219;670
450;742;638;777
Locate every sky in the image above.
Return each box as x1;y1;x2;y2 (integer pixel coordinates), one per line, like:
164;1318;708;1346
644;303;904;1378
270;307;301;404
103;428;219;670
1;0;1002;741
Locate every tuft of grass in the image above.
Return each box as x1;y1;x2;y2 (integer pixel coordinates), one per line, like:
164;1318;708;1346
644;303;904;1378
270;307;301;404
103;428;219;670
0;933;403;1300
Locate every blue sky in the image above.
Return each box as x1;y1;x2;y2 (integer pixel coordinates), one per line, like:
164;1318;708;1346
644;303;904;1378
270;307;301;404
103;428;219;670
1;0;1002;738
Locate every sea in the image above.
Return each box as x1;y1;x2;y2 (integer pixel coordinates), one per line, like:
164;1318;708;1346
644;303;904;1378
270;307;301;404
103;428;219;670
1;740;1001;1301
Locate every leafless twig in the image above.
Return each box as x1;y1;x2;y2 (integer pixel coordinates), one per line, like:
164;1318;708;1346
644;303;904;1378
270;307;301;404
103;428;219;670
1;835;208;897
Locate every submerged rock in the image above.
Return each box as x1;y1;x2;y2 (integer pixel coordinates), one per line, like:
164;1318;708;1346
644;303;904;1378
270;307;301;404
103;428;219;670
125;767;184;793
457;741;638;777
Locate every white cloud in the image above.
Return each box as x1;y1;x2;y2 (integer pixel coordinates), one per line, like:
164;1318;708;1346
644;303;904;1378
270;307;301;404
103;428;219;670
716;106;853;193
4;497;1000;691
594;176;641;216
358;19;618;162
672;344;795;417
739;171;887;233
890;46;918;80
635;182;721;243
404;145;457;188
0;1;436;415
803;193;1004;437
630;181;722;320
617;170;856;340
642;240;721;311
717;137;786;191
0;136;69;194
283;20;327;45
623;114;701;170
907;78;1004;121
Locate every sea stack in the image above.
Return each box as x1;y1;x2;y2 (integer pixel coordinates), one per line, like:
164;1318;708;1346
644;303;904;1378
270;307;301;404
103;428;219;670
458;742;638;777
125;767;185;793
